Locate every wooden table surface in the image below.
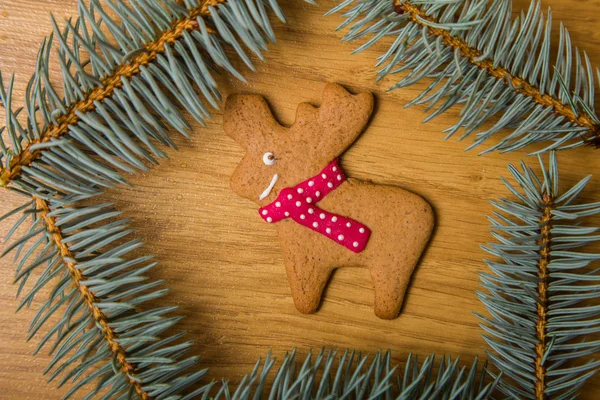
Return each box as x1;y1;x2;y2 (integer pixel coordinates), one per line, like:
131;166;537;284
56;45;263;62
1;0;600;398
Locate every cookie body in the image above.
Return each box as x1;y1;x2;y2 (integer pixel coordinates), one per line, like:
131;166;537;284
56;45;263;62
224;83;434;319
276;179;433;319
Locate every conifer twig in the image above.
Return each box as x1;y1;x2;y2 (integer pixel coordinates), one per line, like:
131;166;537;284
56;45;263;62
0;0;224;187
392;0;600;144
331;0;600;154
34;197;148;400
214;349;500;399
478;153;600;399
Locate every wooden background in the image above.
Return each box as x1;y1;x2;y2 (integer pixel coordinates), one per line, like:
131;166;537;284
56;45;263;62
1;0;600;398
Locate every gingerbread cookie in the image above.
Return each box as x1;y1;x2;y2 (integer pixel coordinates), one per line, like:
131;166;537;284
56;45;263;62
224;83;434;319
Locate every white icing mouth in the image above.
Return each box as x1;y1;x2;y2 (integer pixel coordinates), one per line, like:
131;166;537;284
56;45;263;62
259;173;279;200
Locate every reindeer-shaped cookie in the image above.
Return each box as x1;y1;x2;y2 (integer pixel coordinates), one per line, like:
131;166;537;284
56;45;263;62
224;83;434;319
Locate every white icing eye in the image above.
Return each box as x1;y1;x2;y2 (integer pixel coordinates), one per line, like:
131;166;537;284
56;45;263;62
262;152;276;166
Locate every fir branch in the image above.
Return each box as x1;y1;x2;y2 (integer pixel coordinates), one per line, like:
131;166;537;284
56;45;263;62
394;0;599;140
478;152;600;399
2;197;205;399
0;0;288;196
221;349;500;399
330;0;600;154
33;197;148;399
0;0;225;187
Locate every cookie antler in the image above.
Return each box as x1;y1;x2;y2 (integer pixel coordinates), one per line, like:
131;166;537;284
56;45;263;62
225;84;373;160
224;93;280;148
293;84;374;161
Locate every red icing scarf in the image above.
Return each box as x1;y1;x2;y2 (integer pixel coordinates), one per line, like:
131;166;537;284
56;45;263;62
258;159;371;253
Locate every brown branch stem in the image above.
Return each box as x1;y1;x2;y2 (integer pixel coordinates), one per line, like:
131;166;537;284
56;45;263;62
0;0;224;187
534;193;553;400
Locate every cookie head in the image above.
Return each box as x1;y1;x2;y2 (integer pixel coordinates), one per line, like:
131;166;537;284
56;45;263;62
224;84;374;205
227;128;288;204
223;94;288;203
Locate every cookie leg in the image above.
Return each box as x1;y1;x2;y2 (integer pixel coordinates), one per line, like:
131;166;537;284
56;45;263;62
370;267;412;320
284;262;333;314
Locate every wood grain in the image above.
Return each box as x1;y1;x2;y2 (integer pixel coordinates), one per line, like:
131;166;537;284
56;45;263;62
1;0;600;398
